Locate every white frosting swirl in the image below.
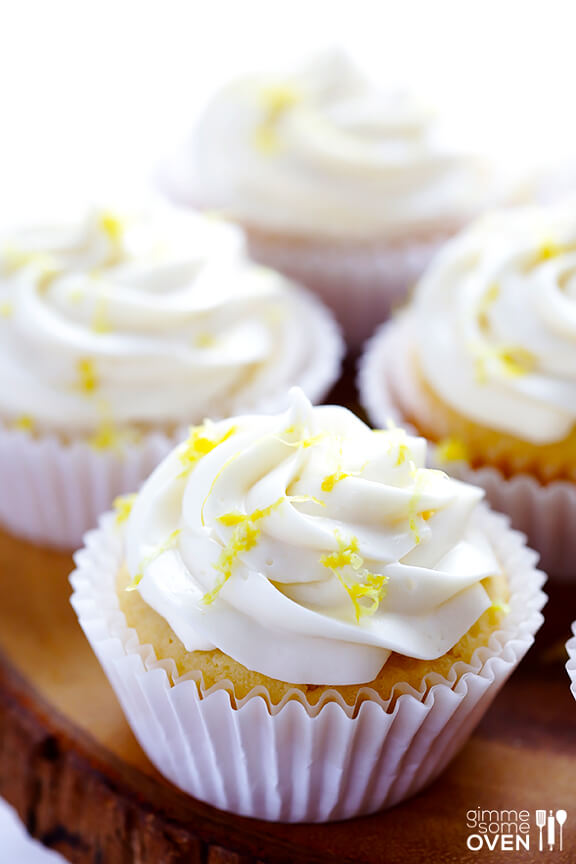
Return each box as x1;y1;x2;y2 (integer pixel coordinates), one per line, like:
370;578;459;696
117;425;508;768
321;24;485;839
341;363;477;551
126;390;498;686
0;207;341;435
188;51;497;240
412;202;576;444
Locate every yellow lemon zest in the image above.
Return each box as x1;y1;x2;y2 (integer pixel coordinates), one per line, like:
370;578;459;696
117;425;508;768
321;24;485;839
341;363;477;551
287;494;326;507
498;346;537;377
113;493;137;525
0;301;13;318
278;423;326;450
321;531;388;622
89;417;123;451
194;331;216;348
76;357;99;394
254;85;300;154
98;210;125;265
179;422;237;478
321;441;365;492
534;239;576;263
407;470;429;545
473;342;537;383
126;529;181;591
395;442;411;466
477;282;500;329
204;497;284;605
491;599;510;615
14;414;35;433
321;468;350;493
436;437;469;464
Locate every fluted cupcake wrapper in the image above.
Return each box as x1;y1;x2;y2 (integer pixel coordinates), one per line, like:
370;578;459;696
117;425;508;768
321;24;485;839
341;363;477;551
69;508;545;822
0;289;342;551
358;317;576;580
566;625;576;701
0;425;182;550
245;230;449;351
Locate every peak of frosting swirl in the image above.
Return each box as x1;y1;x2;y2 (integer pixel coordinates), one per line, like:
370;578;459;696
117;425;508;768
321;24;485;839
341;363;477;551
188;50;497;240
125;390;499;686
412;202;576;444
0;206;340;435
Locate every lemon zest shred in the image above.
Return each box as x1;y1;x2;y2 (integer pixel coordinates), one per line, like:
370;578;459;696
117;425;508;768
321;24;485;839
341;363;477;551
534;239;576;263
76;357;99;394
287;494;326;507
204;497;284;605
407;469;429;545
126;529;181;592
0;301;13;318
436;437;469;464
320;530;388;622
472;342;537;383
179;423;237;479
98;210;125;265
14;414;35;433
477;282;500;329
113;493;137;525
491;599;510;615
194;331;216;348
253;84;300;154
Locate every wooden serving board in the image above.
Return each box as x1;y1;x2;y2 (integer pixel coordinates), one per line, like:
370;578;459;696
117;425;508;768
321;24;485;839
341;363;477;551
0;530;575;864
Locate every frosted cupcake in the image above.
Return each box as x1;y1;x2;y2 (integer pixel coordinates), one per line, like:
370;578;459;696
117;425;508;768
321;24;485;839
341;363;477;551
359;202;576;576
70;389;545;821
172;51;510;348
0;207;342;548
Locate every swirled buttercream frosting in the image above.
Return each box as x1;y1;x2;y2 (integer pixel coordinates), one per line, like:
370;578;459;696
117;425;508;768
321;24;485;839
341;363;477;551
0;207;340;436
188;51;496;240
411;203;576;444
124;389;500;685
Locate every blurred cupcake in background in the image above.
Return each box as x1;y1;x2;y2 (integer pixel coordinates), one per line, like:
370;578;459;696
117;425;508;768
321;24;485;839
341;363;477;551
359;201;576;577
168;50;516;349
0;204;342;549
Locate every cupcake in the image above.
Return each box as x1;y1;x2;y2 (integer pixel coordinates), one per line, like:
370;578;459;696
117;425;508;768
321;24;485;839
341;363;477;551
359;202;576;576
0;206;342;548
70;389;545;822
170;50;512;348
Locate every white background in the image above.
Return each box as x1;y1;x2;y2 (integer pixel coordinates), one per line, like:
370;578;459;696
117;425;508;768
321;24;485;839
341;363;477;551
1;0;576;859
1;0;576;225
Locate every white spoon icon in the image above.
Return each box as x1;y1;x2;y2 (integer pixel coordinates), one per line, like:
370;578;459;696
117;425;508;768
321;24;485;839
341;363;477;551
556;810;567;852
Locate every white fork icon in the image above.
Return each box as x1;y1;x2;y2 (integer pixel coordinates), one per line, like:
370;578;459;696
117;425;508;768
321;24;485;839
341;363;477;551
536;810;546;852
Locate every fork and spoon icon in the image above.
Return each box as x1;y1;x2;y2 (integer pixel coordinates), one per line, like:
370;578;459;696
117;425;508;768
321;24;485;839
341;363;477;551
536;809;568;852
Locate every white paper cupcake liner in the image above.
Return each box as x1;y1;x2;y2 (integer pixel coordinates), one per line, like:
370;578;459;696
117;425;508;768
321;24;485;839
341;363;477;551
359;317;576;579
566;624;576;700
0;289;342;551
0;424;182;550
245;231;450;351
70;507;545;822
